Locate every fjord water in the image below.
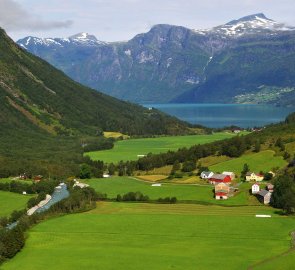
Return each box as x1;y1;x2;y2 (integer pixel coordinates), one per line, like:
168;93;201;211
144;104;295;128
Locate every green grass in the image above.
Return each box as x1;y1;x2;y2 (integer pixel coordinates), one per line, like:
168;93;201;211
83;177;254;206
85;132;237;163
210;150;287;177
3;202;294;270
253;250;295;270
0;191;33;217
0;178;33;185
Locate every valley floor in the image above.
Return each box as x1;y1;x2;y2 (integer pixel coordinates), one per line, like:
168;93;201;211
2;202;294;270
85;132;237;163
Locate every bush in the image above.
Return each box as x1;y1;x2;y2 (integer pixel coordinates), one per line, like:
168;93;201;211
157;197;177;204
117;192;149;202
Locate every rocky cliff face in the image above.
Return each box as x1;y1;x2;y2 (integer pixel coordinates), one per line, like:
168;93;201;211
17;14;295;104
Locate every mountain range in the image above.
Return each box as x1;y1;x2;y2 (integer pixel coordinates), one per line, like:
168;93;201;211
17;13;295;105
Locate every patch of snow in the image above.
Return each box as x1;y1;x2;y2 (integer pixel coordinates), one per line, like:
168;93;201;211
166;57;173;68
19;43;27;49
185;78;199;85
25;37;31;46
138;51;154;64
124;49;131;56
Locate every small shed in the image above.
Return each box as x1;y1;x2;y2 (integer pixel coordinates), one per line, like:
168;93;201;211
267;183;274;192
257;190;272;204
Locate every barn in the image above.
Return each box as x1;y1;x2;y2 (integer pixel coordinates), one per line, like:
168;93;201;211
209;174;231;185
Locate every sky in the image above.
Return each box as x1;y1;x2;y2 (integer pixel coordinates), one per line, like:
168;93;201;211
2;0;295;41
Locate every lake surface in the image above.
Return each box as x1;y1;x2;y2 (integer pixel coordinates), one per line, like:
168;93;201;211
143;103;295;128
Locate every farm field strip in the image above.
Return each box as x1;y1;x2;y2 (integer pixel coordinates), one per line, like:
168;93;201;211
3;202;294;270
91;202;281;217
85;132;236;163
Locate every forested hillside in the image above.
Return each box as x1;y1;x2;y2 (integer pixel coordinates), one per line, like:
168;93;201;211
0;27;193;178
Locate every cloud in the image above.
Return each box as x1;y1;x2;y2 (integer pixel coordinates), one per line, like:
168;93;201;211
0;0;73;31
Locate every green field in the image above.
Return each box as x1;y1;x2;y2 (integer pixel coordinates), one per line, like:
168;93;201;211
83;177;254;205
210;150;287;177
3;202;294;270
85;132;237;163
0;191;33;217
0;178;33;185
253;249;295;270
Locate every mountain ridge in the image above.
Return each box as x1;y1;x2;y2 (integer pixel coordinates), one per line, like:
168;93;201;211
17;14;295;104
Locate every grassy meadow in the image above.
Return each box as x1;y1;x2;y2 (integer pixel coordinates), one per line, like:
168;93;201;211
3;202;294;270
0;178;33;185
82;177;255;205
209;150;287;177
0;191;33;217
85;132;237;163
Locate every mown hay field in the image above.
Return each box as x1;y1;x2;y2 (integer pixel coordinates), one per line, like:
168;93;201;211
3;202;294;270
86;132;236;163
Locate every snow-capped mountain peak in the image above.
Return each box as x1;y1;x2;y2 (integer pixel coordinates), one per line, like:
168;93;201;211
18;33;107;49
69;32;97;42
194;13;295;37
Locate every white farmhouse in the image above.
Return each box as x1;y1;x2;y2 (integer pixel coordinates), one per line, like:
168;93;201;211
246;172;264;182
251;183;260;194
200;171;214;179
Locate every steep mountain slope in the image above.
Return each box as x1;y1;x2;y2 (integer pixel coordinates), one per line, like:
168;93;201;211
17;14;295;104
0;28;191;136
0;27;194;177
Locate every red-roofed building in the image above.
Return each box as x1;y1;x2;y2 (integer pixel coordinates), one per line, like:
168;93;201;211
209;174;231;185
215;183;230;200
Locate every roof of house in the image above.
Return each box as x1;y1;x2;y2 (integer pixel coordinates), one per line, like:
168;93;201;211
222;171;235;175
210;174;229;180
215;182;229;187
246;172;255;176
201;171;213;176
252;183;260;186
246;172;263;177
257;190;270;197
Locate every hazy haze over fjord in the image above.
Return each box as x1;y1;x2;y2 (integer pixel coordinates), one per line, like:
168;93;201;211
3;0;295;41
